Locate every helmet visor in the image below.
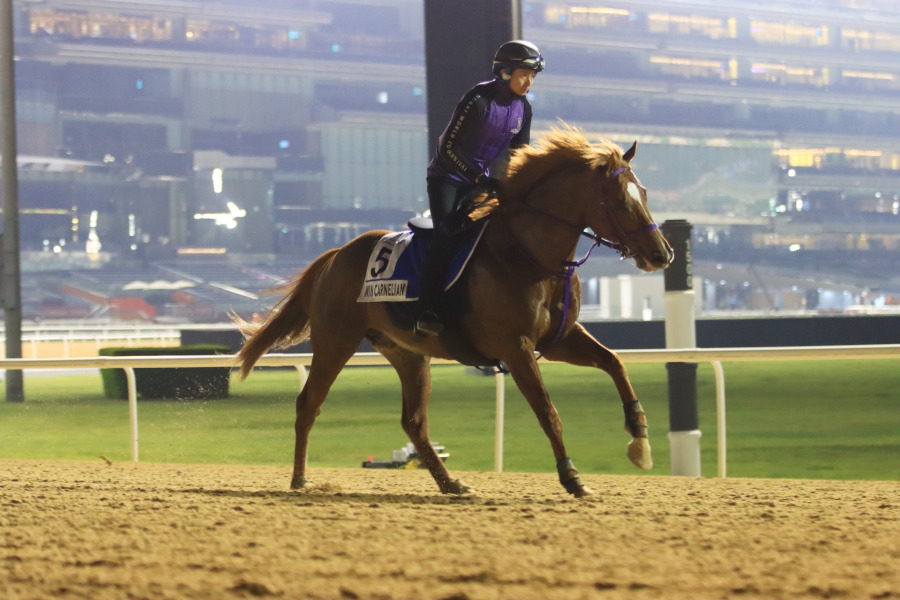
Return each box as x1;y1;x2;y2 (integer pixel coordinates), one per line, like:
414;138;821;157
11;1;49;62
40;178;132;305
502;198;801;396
519;55;544;72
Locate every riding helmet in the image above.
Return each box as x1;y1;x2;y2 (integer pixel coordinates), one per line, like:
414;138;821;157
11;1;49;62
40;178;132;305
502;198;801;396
492;40;544;76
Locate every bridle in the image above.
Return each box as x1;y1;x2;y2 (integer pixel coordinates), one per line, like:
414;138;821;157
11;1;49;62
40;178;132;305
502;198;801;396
501;164;660;271
492;163;660;357
591;166;660;261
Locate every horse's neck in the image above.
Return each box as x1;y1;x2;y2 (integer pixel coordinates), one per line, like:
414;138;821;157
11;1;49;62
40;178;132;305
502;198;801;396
488;197;582;278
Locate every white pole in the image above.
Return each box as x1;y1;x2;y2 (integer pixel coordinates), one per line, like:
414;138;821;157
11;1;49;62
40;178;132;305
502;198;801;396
667;429;702;475
663;292;697;348
494;371;505;472
712;360;727;478
125;367;139;461
296;364;308;388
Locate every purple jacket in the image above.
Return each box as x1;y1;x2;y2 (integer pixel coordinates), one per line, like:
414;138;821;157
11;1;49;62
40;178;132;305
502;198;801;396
427;76;532;183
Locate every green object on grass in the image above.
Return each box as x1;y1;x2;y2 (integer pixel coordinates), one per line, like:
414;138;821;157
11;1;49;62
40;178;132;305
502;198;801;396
98;344;232;400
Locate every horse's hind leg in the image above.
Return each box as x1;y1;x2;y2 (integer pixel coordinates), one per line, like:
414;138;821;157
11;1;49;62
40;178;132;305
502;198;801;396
290;343;359;489
377;342;470;495
544;323;653;471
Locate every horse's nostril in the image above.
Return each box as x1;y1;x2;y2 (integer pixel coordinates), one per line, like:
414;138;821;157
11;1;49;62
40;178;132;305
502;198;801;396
649;249;674;267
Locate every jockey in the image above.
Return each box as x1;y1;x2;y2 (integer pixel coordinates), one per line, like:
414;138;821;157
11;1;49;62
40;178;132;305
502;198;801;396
416;40;544;337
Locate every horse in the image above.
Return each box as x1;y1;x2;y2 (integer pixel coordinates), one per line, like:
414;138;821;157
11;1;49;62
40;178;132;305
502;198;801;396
235;125;674;497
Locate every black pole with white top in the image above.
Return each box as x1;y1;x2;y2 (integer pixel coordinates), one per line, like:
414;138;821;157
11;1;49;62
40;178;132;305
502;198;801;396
661;220;701;476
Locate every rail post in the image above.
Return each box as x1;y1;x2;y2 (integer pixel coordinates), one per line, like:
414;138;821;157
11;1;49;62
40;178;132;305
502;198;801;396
1;0;25;403
662;219;701;476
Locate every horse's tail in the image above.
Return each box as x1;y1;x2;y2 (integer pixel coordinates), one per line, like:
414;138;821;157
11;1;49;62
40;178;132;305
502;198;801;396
234;248;338;379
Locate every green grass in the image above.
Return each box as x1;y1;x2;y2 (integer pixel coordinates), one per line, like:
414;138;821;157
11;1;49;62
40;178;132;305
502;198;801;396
1;360;898;480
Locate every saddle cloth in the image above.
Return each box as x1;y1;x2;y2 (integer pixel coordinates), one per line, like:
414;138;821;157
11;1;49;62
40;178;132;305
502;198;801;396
358;220;487;303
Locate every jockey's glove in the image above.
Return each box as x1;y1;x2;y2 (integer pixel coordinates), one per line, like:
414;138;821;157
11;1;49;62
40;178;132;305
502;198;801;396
476;176;503;197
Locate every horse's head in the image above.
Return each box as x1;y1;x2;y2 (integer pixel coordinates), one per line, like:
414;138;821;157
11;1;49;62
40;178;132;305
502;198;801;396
585;141;673;272
504;126;673;273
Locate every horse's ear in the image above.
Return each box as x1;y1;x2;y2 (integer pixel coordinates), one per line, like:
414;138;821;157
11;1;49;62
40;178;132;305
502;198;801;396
623;141;637;162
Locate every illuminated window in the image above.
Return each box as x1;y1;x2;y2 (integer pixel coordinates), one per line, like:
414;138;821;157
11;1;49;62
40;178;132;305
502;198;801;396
650;56;727;80
774;147;899;172
185;20;242;44
185;19;294;50
774;148;821;169
750;63;829;87
543;4;631;28
842;28;900;52
28;9;171;42
842;69;897;91
750;21;829;47
647;12;731;40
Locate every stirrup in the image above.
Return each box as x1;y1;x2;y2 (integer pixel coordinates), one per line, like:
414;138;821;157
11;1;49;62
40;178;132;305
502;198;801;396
415;310;444;337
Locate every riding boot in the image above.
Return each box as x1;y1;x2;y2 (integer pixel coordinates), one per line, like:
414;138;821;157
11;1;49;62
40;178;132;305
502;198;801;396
415;228;454;337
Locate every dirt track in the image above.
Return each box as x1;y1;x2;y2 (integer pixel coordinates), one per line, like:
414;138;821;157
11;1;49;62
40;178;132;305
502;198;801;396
1;460;897;600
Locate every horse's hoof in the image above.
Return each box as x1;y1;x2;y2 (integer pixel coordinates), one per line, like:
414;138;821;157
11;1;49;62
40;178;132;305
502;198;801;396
290;477;308;490
571;485;594;498
628;437;653;470
441;479;471;495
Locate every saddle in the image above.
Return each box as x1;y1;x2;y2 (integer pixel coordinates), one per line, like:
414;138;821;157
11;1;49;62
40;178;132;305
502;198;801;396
358;217;501;370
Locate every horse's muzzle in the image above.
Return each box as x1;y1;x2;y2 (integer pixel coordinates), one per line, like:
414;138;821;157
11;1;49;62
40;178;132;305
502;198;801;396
658;246;676;267
636;244;674;272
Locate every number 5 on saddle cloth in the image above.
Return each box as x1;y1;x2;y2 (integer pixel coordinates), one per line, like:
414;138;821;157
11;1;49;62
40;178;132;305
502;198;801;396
357;217;488;304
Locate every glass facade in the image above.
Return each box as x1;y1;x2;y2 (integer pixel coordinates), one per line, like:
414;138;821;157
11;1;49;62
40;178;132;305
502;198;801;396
7;0;899;274
523;1;899;270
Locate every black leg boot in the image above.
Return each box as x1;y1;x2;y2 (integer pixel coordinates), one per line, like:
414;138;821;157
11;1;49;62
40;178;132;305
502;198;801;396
415;230;453;337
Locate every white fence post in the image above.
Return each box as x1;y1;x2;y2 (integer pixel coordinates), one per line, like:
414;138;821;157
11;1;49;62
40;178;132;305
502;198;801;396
712;361;727;478
296;365;308;388
124;367;139;462
494;371;505;472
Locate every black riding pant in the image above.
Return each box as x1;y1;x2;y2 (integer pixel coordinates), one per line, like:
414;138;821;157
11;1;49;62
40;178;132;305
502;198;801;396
419;177;476;311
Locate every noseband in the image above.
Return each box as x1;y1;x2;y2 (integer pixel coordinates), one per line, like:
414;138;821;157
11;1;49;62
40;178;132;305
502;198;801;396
592;166;660;262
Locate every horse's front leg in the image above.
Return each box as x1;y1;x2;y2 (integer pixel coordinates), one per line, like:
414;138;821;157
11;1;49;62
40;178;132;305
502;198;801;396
503;346;592;497
544;323;653;471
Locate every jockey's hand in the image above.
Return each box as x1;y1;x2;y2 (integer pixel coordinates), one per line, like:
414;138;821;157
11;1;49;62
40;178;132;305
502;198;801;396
476;175;502;197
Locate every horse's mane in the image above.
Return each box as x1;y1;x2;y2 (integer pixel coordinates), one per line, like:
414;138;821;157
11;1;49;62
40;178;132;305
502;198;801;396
468;123;624;220
507;124;624;195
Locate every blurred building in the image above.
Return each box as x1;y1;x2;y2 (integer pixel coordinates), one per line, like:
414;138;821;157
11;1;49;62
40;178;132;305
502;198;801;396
525;0;899;284
6;0;899;284
11;0;428;260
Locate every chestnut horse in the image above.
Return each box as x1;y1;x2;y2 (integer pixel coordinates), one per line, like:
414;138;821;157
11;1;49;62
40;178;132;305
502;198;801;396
236;127;673;497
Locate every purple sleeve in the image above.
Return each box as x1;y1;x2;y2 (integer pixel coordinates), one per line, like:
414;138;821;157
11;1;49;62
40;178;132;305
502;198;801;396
434;89;490;180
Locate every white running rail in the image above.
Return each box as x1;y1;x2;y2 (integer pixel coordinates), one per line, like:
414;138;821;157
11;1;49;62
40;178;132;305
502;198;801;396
2;344;899;476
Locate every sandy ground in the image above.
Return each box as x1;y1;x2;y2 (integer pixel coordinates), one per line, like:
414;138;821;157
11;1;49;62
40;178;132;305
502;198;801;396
0;460;897;600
